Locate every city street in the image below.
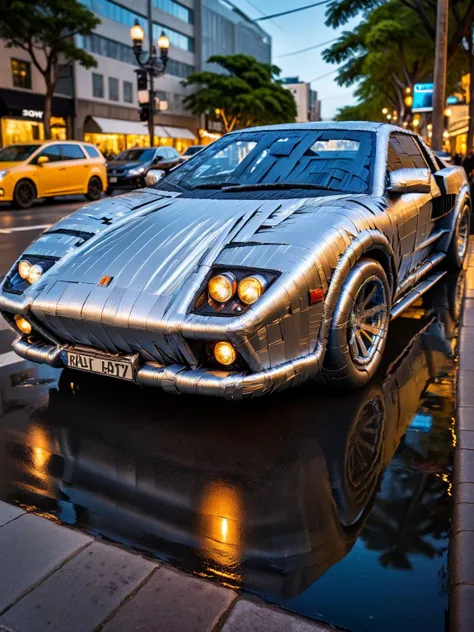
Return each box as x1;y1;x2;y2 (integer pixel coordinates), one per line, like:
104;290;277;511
0;201;466;632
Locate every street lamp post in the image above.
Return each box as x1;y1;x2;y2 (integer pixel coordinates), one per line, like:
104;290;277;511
130;12;170;148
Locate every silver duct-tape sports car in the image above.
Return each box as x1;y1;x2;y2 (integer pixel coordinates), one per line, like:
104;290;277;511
0;122;470;398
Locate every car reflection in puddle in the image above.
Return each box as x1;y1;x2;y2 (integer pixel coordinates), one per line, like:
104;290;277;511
0;270;463;632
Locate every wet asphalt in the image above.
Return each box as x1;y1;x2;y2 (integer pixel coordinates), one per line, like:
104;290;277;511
0;199;460;632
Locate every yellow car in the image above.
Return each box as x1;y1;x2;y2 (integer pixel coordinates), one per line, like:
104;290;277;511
0;140;107;209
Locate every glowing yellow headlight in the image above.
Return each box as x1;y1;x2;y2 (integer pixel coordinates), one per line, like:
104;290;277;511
18;260;31;280
208;272;236;303
238;275;266;305
214;341;237;366
14;314;32;334
27;264;43;284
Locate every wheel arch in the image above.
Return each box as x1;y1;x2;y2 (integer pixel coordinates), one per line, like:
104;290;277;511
14;177;37;195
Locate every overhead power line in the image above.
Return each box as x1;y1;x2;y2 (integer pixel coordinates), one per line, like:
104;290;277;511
275;38;338;58
308;67;340;83
254;0;330;22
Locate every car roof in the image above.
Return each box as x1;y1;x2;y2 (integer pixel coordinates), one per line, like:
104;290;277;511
8;140;88;147
231;121;414;135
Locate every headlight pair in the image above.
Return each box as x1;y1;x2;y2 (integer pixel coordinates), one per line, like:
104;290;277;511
3;255;59;295
208;273;267;306
18;260;44;284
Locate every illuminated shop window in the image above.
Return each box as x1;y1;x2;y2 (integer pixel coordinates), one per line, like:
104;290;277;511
11;59;32;90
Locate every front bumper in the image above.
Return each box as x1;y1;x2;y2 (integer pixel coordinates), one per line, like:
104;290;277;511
12;335;324;400
107;175;144;190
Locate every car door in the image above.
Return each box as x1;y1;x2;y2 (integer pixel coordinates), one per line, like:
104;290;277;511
386;133;441;279
59;143;89;193
31;144;67;196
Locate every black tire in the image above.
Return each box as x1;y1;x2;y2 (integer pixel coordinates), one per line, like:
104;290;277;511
446;203;470;269
105;188;113;196
85;176;102;201
13;179;37;209
323;258;391;390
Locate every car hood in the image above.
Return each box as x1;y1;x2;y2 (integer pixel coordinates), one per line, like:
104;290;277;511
16;188;385;302
107;160;146;170
0;161;23;170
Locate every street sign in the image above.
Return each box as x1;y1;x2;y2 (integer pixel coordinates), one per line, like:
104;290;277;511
412;83;433;112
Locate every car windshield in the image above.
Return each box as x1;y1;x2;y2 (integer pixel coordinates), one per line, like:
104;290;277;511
115;149;155;162
165;130;374;194
0;145;38;162
184;146;202;155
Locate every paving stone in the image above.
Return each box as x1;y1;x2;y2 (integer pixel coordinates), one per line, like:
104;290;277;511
102;566;236;632
457;408;474;432
453;503;474;534
457;373;474;408
0;541;156;632
451;531;474;585
455;483;474;504
0;501;24;527
462;301;474;327
454;449;474;484
221;600;333;632
459;329;474;354
0;513;92;614
458;430;474;450
451;585;474;632
459;352;474;372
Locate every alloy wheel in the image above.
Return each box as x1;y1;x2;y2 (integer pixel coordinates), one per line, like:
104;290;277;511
348;277;389;366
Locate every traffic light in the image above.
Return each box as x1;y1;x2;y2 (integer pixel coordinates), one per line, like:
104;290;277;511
138;104;149;122
136;69;147;91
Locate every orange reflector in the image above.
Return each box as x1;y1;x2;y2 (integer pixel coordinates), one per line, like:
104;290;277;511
98;276;113;287
309;288;324;304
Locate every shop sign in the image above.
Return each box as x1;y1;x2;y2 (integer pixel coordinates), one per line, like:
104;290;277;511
22;109;43;119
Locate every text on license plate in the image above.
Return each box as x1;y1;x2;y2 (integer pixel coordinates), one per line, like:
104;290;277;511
109;176;117;183
67;351;134;380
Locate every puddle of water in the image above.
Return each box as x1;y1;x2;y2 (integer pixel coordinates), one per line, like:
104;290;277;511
0;270;462;632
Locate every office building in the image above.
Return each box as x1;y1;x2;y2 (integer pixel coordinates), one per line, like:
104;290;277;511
283;77;321;123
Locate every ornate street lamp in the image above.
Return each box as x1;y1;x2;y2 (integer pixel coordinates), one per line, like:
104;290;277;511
130;19;170;147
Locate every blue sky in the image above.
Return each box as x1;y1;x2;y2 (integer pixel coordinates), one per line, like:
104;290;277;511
239;0;361;119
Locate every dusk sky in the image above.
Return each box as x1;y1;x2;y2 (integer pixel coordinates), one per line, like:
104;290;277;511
239;0;361;120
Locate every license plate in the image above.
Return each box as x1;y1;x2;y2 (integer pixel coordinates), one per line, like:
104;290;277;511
66;350;135;381
109;176;117;183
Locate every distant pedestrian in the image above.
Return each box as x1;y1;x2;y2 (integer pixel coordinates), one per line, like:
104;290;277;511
463;151;474;179
454;152;463;166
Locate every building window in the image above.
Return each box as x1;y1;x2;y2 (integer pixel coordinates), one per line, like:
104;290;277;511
92;73;104;98
123;81;133;103
153;23;194;53
11;59;32;90
152;0;193;24
109;77;119;101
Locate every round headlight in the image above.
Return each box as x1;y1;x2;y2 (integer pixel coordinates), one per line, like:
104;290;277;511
214;341;237;366
18;260;31;280
27;264;43;284
208;272;237;303
14;314;32;335
238;275;266;305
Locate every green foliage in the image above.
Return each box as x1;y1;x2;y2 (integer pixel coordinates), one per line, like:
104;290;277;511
0;0;100;136
324;0;471;122
183;54;297;132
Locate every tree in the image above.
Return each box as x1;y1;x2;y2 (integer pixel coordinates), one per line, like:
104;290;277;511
0;0;100;138
183;54;297;132
325;0;474;147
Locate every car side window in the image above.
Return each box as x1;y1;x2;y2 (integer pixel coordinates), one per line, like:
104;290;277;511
84;145;101;158
33;144;62;163
60;144;86;161
387;134;429;172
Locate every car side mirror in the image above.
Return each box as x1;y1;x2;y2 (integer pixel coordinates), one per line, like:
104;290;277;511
387;168;431;195
37;155;49;166
145;169;165;186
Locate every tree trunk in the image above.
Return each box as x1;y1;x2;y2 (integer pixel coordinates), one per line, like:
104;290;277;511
467;41;474;155
43;83;54;140
432;0;449;151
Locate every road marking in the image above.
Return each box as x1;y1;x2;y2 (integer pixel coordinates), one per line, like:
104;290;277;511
0;224;51;234
0;350;24;368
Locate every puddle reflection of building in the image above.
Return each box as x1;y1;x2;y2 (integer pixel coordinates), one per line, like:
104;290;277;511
0;270;462;600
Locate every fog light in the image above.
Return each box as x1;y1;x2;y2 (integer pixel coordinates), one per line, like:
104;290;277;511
18;260;31;279
238;275;266;305
214;341;236;366
14;314;32;334
208;273;236;303
0;188;4;197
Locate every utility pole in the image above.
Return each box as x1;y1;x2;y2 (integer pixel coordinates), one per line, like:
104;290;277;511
432;0;449;151
147;0;154;148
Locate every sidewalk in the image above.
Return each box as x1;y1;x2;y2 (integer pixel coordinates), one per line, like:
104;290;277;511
451;238;474;632
0;501;337;632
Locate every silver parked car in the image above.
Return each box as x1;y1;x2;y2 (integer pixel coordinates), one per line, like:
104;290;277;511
0;122;470;398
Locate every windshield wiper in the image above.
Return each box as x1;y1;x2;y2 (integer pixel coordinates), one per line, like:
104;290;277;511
222;182;335;192
192;182;240;190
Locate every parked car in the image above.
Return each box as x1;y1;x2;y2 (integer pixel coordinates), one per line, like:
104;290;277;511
179;145;205;162
106;146;180;194
433;150;453;166
1;123;470;398
0;141;106;209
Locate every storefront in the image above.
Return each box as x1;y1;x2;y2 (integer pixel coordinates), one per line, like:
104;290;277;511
0;88;74;147
448;104;469;155
83;117;197;156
